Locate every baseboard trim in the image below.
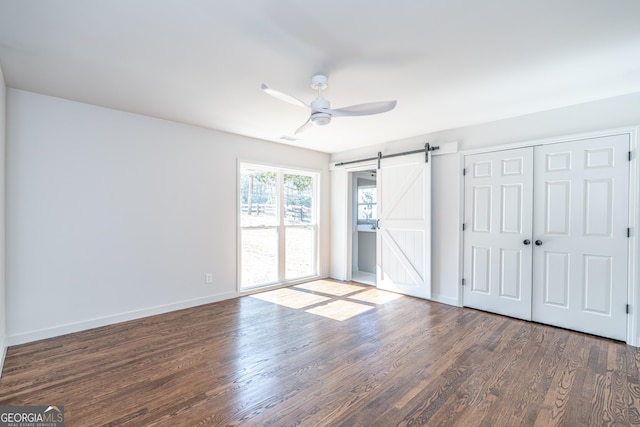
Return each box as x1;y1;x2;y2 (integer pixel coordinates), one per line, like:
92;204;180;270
7;292;238;347
430;294;460;307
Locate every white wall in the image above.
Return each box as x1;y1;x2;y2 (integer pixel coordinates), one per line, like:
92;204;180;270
0;64;7;370
330;168;348;280
5;89;330;345
331;91;640;306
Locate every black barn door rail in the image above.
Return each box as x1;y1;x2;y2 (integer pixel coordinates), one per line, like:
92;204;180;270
334;143;440;169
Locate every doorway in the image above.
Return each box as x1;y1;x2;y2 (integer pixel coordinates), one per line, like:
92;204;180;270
351;170;377;286
335;149;432;298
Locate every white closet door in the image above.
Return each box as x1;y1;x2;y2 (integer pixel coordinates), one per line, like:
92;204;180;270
532;135;629;341
377;153;431;299
463;147;534;320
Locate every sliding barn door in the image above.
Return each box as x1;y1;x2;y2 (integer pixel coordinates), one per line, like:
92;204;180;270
463;147;534;320
532;135;629;341
377;153;431;299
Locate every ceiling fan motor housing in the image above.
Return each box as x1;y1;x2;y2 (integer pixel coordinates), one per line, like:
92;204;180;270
311;112;331;126
310;94;331;126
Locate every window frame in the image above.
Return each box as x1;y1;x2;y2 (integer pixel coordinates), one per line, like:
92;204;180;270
356;184;377;226
238;161;320;291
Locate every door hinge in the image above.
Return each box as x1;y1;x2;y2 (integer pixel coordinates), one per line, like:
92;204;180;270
627;304;630;314
629;227;631;238
463;168;467;176
462;223;466;231
462;278;466;286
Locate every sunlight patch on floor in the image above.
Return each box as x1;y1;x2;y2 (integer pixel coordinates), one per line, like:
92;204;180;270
305;300;374;321
294;280;365;296
249;287;330;309
249;281;405;321
348;288;404;305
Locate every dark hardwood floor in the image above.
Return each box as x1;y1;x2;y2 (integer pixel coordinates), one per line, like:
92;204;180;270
1;279;640;426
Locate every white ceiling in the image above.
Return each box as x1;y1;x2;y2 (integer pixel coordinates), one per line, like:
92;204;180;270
1;0;639;154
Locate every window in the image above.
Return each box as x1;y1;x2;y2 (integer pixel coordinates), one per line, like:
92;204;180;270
239;163;318;289
357;184;377;225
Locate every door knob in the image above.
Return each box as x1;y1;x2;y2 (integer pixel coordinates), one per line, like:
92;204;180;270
523;239;531;245
535;240;543;246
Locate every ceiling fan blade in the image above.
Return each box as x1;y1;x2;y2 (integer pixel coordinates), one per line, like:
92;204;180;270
294;117;314;135
261;83;310;110
327;100;397;117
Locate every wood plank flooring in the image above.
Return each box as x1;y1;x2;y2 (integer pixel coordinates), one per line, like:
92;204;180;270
1;279;640;426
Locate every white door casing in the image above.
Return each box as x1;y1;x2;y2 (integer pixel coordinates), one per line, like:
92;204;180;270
377;153;431;299
463;147;534;320
532;135;629;341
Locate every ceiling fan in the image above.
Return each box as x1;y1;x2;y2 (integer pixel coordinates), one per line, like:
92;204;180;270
261;74;397;135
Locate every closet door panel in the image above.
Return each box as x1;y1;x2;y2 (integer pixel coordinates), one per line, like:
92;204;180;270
532;134;629;341
463;147;533;320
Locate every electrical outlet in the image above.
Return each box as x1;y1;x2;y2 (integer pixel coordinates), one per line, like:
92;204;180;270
205;273;213;284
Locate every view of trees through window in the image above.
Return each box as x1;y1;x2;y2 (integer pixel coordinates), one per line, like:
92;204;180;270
357;186;377;225
239;164;317;288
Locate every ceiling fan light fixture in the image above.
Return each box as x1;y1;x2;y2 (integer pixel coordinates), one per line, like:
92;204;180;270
311;112;331;126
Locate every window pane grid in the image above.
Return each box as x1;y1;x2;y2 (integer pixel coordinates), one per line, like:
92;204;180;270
357;186;377;224
240;164;318;289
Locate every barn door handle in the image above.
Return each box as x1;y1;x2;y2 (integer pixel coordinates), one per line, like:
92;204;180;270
376;219;380;229
535;240;543;246
523;239;531;245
